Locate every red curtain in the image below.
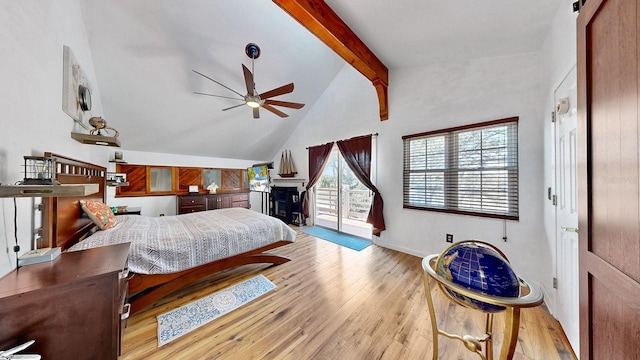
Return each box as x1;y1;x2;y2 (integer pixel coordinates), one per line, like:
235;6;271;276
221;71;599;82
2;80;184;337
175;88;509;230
303;142;334;217
336;135;385;236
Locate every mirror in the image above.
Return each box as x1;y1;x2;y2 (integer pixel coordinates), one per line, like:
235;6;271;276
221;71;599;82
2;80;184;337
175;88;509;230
203;169;222;190
149;167;172;192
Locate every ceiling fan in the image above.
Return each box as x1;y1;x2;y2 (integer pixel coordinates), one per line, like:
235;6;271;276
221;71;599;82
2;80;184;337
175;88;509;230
193;43;304;119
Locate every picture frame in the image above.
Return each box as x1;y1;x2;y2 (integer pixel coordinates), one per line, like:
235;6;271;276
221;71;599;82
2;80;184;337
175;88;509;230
62;45;92;122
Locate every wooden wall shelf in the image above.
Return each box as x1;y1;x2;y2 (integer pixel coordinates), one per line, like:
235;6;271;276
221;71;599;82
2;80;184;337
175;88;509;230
0;184;99;198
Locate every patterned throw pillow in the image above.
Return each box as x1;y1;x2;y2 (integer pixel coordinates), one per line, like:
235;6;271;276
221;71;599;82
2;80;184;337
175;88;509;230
80;199;119;230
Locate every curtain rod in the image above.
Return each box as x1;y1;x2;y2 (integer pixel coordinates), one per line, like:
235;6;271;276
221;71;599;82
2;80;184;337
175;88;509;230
305;133;378;150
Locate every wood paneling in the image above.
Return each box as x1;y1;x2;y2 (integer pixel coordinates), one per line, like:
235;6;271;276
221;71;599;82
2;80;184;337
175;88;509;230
221;169;241;189
116;165;247;197
120;233;575;359
177;167;203;193
116;164;146;196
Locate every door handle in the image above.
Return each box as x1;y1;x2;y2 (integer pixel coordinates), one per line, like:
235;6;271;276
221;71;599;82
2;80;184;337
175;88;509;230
561;226;579;233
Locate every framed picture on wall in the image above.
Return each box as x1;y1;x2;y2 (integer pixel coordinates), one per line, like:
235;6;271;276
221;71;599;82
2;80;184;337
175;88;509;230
62;45;92;123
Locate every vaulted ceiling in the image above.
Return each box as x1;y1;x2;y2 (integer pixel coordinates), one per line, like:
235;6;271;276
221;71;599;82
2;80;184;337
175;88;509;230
79;0;560;160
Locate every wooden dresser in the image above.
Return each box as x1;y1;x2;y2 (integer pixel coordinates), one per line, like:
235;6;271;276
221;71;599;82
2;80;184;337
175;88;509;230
0;243;130;360
177;191;250;214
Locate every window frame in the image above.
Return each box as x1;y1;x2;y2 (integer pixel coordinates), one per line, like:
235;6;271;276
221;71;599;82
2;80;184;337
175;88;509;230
402;117;519;220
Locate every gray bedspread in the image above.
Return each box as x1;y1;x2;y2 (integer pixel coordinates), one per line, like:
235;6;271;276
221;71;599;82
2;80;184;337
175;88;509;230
68;207;296;275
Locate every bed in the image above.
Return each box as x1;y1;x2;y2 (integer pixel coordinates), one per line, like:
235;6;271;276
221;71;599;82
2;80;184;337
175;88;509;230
41;153;295;314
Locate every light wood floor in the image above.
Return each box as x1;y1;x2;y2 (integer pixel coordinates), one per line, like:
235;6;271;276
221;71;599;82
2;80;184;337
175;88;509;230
119;230;576;360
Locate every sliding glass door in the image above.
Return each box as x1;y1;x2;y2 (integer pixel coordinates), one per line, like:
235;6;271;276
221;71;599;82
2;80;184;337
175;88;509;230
314;146;372;239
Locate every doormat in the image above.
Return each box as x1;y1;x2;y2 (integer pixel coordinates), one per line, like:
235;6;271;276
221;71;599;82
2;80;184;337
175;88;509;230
301;226;372;251
157;274;276;346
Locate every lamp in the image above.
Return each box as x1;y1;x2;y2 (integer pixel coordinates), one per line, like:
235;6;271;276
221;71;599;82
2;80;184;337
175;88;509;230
23;156;57;185
246;99;261;108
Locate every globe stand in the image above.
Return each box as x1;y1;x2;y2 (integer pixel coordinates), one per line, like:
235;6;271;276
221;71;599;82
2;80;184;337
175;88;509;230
422;254;543;360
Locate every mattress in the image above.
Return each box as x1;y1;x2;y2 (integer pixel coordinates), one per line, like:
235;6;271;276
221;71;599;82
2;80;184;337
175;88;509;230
68;207;296;274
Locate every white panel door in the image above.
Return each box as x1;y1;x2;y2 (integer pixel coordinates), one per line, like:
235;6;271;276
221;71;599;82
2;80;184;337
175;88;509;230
554;65;579;355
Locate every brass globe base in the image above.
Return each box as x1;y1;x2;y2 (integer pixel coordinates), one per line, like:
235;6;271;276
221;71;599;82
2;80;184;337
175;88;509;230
422;254;543;360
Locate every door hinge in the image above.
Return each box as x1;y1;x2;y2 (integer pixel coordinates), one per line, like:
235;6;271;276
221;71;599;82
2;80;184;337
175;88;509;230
573;0;587;12
553;277;558;289
552;195;557;206
551;111;556;123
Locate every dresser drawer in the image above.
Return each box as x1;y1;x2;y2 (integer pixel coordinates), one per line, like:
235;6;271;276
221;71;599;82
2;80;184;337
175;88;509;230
178;196;206;207
230;193;249;202
178;205;206;214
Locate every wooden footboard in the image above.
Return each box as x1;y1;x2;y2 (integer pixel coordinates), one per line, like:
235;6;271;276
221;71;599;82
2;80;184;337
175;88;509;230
127;240;292;315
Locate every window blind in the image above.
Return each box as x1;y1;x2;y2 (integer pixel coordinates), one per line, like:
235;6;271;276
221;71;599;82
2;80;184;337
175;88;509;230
402;117;519;220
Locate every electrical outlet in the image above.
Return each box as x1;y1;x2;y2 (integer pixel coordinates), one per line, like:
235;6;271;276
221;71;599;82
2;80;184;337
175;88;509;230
159;213;165;217
446;234;453;243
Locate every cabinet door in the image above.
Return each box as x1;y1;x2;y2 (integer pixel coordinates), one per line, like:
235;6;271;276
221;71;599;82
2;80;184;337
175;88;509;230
222;169;241;189
206;194;220;210
203;169;221;190
206;194;232;209
116;164;147;196
147;167;175;194
178;168;203;193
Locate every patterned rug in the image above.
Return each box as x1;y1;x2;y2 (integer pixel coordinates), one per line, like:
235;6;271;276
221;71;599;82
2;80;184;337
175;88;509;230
157;274;276;346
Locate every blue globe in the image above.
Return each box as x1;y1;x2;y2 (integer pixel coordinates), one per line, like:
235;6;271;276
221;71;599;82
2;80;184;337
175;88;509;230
436;241;520;313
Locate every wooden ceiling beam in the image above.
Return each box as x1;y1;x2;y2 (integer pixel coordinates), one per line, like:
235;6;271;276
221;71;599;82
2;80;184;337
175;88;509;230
273;0;389;121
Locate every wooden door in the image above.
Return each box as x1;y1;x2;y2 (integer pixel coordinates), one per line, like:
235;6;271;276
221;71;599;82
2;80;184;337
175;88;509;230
577;0;640;358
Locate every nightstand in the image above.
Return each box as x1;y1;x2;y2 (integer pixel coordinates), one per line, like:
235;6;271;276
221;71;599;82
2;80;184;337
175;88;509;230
113;206;141;215
0;243;130;360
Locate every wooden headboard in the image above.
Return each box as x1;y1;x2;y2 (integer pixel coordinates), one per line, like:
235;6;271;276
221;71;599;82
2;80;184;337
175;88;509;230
41;152;106;250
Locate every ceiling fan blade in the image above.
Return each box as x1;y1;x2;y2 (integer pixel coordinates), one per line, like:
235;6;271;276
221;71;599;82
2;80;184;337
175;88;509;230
264;99;305;109
253;107;260;119
259;83;294;99
192;70;245;98
262;103;289;118
242;64;254;96
193;92;244;101
222;103;246;111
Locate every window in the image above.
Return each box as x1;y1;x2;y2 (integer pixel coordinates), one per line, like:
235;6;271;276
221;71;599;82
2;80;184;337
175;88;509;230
402;117;518;220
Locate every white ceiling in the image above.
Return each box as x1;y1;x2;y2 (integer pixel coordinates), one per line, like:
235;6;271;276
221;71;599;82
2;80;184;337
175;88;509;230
80;0;560;161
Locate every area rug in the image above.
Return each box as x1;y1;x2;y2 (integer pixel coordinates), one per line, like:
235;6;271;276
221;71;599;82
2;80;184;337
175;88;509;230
157;274;276;346
301;226;372;251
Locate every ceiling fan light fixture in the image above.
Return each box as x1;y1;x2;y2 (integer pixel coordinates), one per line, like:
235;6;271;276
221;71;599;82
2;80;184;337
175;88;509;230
246;100;261;108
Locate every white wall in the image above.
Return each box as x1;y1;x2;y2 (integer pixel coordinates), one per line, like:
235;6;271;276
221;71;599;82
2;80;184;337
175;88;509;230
0;0;111;277
540;0;579;354
275;52;553;298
